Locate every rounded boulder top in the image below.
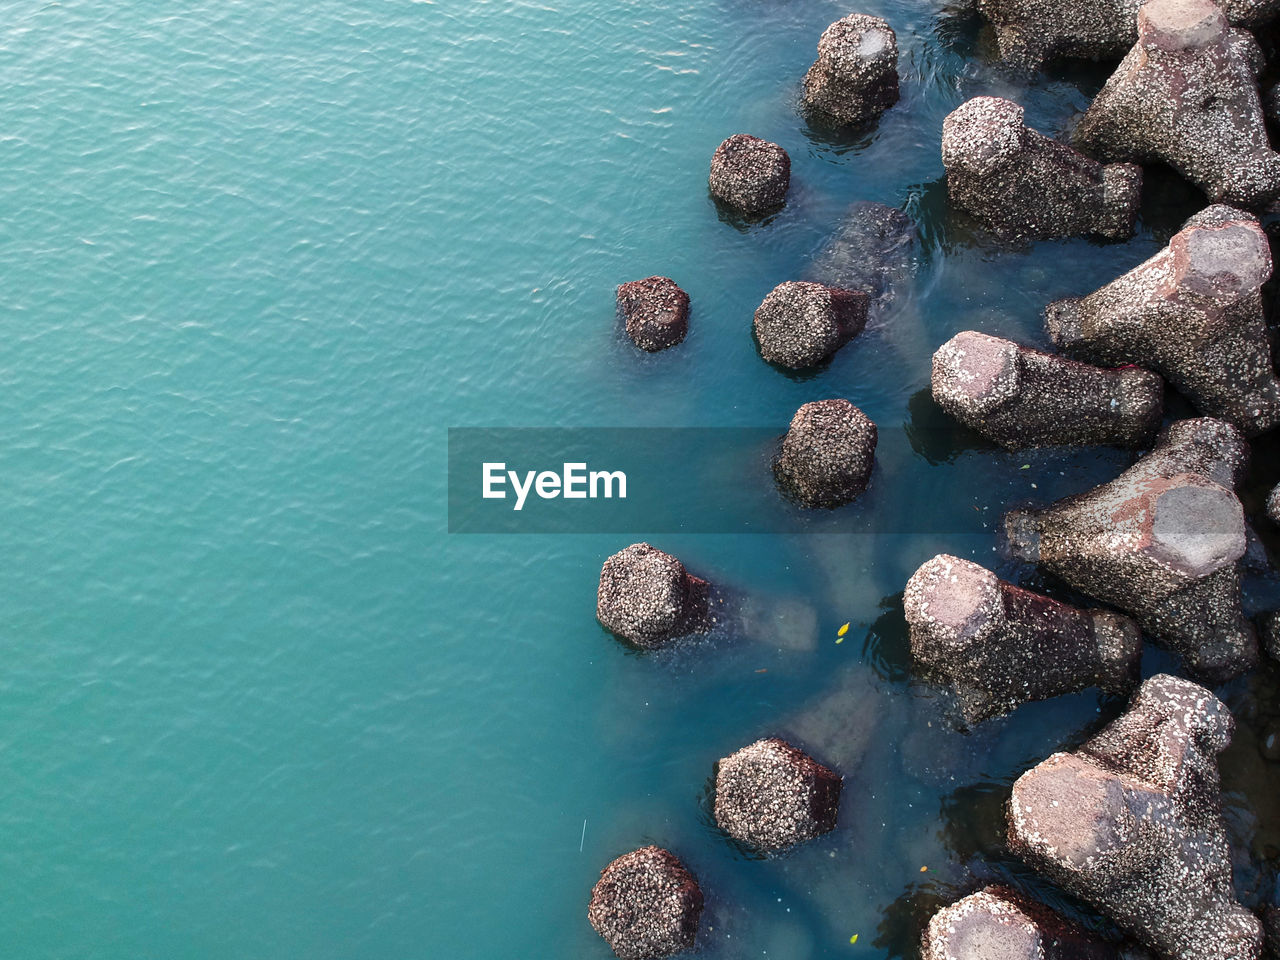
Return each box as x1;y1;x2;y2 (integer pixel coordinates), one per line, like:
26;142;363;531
774;399;877;508
708;134;790;217
942;96;1028;176
596;542;693;648
753;280;867;370
1139;0;1226;51
713;737;842;851
588;846;704;960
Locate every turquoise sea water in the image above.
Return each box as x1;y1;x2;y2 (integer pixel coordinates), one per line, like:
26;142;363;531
2;1;1278;957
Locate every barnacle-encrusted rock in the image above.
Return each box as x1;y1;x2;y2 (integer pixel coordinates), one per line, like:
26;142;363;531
976;0;1144;67
975;0;1277;68
942;96;1142;241
922;885;1126;959
617;277;690;352
596;543;710;649
1004;418;1258;681
904;554;1142;725
1262;610;1280;662
1008;674;1265;960
713;737;841;851
1073;0;1280;207
932;330;1163;449
588;846;704;960
774;399;877;508
1046;205;1280;436
708;134;790;217
806;201;917;316
754;281;868;369
802;14;900;128
1263;906;1280;958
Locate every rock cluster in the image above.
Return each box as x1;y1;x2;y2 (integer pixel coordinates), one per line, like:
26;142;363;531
922;885;1127;960
713;737;841;851
904;554;1142;725
1005;418;1258;682
942;96;1142;242
802;14;900;128
1046;205;1280;436
708;134;790;217
932;330;1163;449
774;399;877;508
753;281;868;369
617;277;690;352
588;846;704;960
1008;674;1265;960
1073;0;1280;207
596;543;711;649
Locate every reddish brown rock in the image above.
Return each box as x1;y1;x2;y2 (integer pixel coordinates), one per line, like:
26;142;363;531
588;846;704;960
942;96;1141;242
932;330;1163;449
1008;674;1264;960
1046;205;1280;436
708;134;790;217
1073;0;1280;206
754;281;868;369
617;277;689;352
1005;418;1258;681
774;399;877;508
802;14;900;128
904;554;1141;725
713;737;841;851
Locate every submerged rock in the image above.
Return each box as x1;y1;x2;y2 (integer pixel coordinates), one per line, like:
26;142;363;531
781;667;883;775
588;846;704;960
942;96;1142;241
1004;418;1258;681
713;737;841;851
1046;205;1280;436
708;134;790;217
774;399;877;508
1073;0;1280;207
975;0;1278;68
904;554;1142;725
922;885;1125;959
753;281;868;369
802;14;900;128
805;201;917;316
617;277;690;352
1008;674;1265;960
596;543;711;649
932;330;1164;449
1267;482;1280;525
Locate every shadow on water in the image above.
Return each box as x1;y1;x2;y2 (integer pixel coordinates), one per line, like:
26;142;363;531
861;593;913;684
904;387;1000;465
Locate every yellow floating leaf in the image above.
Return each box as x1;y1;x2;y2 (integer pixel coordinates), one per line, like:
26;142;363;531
849;933;858;944
837;622;850;637
920;865;928;872
835;636;844;645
